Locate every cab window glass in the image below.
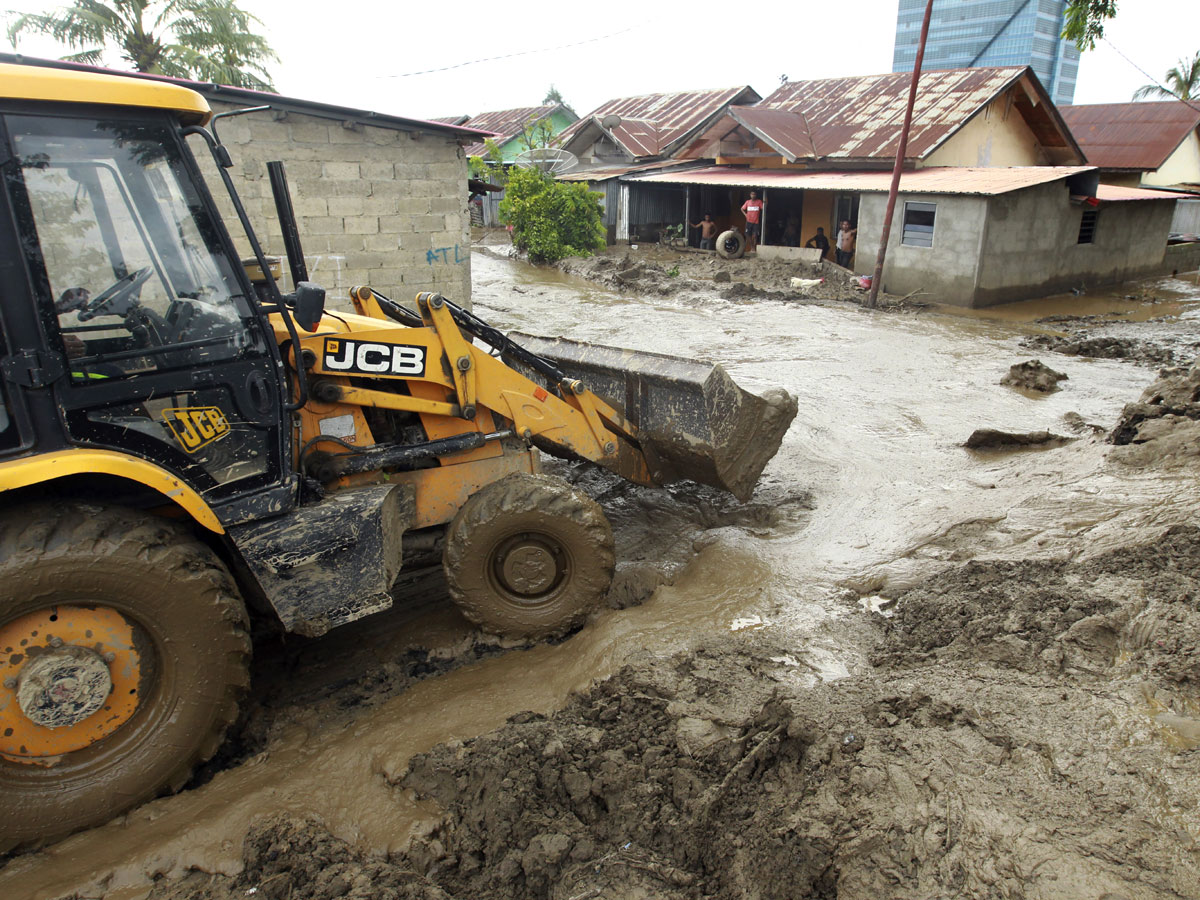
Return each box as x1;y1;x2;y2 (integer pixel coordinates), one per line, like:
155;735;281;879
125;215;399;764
6;114;262;381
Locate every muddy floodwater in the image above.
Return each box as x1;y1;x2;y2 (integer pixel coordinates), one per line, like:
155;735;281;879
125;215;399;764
4;251;1200;899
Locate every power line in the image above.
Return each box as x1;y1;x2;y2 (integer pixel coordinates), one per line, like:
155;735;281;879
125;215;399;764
1102;38;1200;113
377;27;637;79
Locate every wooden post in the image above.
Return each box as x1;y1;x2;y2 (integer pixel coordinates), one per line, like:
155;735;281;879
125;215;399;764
868;0;934;309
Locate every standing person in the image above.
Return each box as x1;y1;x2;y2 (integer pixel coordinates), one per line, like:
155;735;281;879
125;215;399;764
835;220;857;268
805;227;830;260
740;191;765;253
690;214;719;251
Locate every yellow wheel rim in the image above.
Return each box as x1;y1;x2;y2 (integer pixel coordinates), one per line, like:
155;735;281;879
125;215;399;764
0;606;143;763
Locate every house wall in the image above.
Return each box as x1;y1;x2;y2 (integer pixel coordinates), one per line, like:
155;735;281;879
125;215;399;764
859;182;1174;307
1143;130;1200;188
1098;172;1143;188
923;93;1051;168
192;101;471;312
856;192;987;304
974;182;1172;305
498;110;578;163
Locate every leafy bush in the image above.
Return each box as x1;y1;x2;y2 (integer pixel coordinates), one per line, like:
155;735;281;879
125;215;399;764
499;167;606;264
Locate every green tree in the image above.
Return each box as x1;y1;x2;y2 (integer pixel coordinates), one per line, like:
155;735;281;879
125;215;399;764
1061;0;1117;51
1133;51;1200;101
543;84;563;105
499;166;605;264
517;113;556;154
6;0;278;90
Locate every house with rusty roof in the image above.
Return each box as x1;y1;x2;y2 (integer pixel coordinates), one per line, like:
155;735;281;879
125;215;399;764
596;66;1184;307
1059;102;1200;190
452;104;578;162
558;85;761;166
1060;101;1200;237
554;86;760;241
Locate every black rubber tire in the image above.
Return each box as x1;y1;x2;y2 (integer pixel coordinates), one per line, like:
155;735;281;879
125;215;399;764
716;229;745;260
0;504;249;851
443;473;615;640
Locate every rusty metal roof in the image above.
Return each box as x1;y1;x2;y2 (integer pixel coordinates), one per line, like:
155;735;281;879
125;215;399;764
558;160;702;182
557;85;761;159
1095;183;1195;202
682;67;1081;164
627;165;1098;196
460;104;572;157
1060;102;1200;171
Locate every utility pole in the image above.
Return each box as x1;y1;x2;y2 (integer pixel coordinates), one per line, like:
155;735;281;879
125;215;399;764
868;0;935;309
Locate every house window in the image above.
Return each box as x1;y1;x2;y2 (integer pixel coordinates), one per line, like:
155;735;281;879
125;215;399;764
901;201;936;247
1078;209;1098;244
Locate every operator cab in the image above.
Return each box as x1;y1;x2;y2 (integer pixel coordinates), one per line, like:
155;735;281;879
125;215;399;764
0;105;292;514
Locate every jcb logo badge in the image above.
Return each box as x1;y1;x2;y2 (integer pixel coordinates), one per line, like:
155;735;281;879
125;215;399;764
323;338;426;377
163;407;230;453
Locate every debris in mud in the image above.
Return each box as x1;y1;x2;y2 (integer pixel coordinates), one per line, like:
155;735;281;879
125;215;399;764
1111;364;1200;445
1062;410;1107;434
1000;359;1068;393
556;247;904;307
963;428;1072;449
718;281;800;303
1022;332;1175;365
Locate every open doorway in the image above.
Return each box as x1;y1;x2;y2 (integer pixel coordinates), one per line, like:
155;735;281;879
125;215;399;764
764;190;804;247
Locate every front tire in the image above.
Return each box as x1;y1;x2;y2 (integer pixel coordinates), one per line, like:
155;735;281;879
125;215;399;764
443;473;615;640
0;504;249;851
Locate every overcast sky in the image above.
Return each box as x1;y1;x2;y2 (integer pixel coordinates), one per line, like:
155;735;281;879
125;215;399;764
4;1;1198;121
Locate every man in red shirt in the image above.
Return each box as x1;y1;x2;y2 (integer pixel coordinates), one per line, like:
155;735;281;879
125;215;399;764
740;191;765;253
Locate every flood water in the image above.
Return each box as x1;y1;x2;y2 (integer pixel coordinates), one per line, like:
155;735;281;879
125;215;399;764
6;253;1200;900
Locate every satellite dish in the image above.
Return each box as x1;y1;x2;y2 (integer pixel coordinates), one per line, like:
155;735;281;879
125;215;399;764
600;114;622;130
514;147;579;175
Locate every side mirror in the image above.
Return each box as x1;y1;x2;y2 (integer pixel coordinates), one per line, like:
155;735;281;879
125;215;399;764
289;281;326;333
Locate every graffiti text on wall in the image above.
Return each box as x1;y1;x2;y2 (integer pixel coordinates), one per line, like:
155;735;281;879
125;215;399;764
426;245;464;265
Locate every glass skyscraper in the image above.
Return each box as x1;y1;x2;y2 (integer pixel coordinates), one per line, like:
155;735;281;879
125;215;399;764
893;0;1079;106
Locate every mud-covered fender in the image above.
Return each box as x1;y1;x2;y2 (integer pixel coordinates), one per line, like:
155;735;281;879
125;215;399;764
0;448;224;533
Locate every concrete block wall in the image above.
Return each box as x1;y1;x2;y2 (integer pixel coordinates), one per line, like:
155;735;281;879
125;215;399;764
856;192;987;304
976;183;1173;305
189;102;471;311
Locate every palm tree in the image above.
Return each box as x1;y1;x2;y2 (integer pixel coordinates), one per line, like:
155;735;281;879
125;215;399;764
6;0;278;90
1133;51;1200;102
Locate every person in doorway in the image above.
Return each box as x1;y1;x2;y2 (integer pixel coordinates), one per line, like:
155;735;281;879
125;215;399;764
781;215;801;247
805;227;830;260
740;191;765;253
690;213;719;251
835;220;857;267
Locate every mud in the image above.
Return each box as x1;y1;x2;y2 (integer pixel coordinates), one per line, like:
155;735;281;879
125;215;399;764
551;244;910;308
1001;359;1068;393
140;524;1200;900
5;251;1200;900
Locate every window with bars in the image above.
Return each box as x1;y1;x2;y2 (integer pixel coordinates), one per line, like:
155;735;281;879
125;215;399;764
901;201;937;247
1078;209;1098;244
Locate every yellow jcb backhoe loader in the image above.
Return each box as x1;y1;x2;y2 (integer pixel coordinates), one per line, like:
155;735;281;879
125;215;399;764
0;63;796;849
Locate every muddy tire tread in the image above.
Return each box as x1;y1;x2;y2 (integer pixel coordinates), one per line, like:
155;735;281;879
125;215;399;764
0;503;249;851
444;473;614;640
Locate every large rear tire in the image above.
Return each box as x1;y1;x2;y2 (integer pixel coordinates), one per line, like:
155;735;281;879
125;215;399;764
443;473;615;640
0;504;249;851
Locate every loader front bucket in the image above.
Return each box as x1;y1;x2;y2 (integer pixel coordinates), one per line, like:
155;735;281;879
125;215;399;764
508;333;798;502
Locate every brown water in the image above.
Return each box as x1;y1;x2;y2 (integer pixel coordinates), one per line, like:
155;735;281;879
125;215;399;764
5;254;1200;900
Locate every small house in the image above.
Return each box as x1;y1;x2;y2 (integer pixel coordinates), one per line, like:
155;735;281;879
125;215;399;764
1060;101;1200;237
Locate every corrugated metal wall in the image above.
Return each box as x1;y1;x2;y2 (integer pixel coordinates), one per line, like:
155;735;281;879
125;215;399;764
629;185;687;233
